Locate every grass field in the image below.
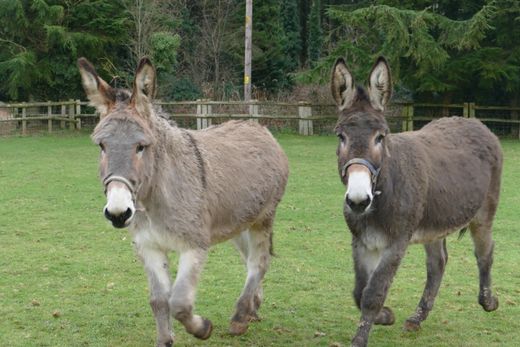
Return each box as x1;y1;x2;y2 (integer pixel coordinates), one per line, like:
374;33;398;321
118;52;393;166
0;133;519;347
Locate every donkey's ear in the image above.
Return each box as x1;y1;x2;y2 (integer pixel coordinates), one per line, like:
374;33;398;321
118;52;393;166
331;58;357;111
130;57;156;118
367;56;392;111
77;57;115;117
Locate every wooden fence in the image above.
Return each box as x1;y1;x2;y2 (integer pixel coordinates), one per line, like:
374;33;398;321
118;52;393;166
1;99;519;137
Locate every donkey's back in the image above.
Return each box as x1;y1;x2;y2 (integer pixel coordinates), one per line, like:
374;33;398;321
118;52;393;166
414;116;502;170
399;117;502;237
191;120;289;243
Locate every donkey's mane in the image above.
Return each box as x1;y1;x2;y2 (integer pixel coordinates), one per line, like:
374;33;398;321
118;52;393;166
354;85;370;103
114;89;131;102
102;86;176;126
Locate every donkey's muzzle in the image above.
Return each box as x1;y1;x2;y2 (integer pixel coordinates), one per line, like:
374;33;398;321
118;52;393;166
346;196;372;214
104;207;133;228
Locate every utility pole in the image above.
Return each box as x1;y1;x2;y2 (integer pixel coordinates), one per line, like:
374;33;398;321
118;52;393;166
244;0;252;101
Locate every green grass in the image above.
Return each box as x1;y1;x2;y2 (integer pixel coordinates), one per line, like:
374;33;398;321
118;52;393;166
0;134;519;347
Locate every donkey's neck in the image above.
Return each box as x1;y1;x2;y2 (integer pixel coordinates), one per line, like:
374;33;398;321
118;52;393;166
357;135;417;235
144;118;206;208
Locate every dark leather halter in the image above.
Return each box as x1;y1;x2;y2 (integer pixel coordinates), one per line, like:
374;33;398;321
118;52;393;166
341;158;382;196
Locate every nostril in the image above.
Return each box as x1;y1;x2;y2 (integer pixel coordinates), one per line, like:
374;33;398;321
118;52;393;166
123;207;133;220
359;197;371;210
104;207;133;228
346;195;372;213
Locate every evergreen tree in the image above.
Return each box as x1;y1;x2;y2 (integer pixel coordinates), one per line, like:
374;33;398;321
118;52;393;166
307;0;323;67
0;0;129;101
447;0;520;105
281;0;301;71
250;0;292;93
298;2;496;98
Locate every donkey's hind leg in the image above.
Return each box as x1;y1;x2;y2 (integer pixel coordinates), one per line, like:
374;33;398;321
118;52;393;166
229;223;272;336
470;166;500;312
232;231;250;264
404;239;448;331
169;248;213;340
470;213;499;312
231;231;263;319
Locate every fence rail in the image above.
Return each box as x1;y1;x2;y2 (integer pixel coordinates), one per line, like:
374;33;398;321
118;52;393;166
1;99;519;138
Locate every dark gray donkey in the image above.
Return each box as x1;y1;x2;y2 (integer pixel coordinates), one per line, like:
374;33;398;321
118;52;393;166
78;58;289;346
331;57;502;347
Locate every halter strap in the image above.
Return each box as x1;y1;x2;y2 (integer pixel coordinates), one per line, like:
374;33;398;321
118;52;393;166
341;158;382;196
103;175;136;200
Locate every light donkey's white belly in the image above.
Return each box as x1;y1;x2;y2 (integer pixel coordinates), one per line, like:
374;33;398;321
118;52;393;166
129;212;192;253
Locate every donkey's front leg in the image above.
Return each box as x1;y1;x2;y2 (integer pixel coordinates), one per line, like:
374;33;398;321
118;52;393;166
169;248;213;340
352;239;395;326
351;239;408;347
140;247;174;347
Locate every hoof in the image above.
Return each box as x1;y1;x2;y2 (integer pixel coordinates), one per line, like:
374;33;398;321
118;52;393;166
193;318;213;340
480;296;499;312
158;337;174;347
229;320;249;336
403;319;421;332
374;307;395;326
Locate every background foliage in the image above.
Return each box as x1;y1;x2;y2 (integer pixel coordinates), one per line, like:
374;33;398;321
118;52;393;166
0;0;519;105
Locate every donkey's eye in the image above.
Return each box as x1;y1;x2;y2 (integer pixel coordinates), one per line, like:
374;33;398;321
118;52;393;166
337;133;346;142
375;134;385;144
136;144;145;153
99;143;105;152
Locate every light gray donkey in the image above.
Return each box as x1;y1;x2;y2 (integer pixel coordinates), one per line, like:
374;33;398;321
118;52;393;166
78;57;289;346
331;57;502;347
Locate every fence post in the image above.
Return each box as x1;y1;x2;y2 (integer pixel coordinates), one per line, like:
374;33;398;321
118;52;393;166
68;99;75;129
407;105;414;131
298;102;313;135
512;104;519;139
469;102;476;118
22;103;27;135
249;99;259;122
463;102;469;118
60;103;66;129
47;101;52;133
75;99;82;130
401;104;414;131
401;105;407;132
196;99;212;130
